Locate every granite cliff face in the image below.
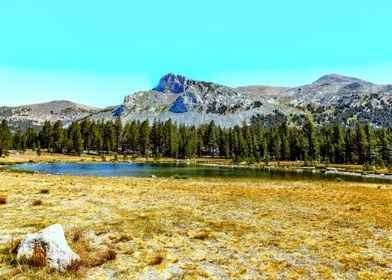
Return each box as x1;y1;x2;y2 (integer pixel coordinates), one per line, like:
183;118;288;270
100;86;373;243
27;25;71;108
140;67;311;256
89;73;300;127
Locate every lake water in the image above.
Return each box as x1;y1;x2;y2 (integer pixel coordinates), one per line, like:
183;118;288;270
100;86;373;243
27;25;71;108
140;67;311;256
9;162;392;183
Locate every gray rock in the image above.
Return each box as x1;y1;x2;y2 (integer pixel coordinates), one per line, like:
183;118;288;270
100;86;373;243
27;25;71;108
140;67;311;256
16;224;80;271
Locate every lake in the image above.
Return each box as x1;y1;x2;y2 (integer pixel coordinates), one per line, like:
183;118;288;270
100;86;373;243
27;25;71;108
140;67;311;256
9;162;392;183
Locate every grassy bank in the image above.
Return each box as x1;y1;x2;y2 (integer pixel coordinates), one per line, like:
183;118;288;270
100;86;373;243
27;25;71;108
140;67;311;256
0;172;391;279
1;150;391;177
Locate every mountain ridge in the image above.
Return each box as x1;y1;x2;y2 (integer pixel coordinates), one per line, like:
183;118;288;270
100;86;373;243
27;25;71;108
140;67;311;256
0;100;99;131
89;73;391;127
1;73;391;129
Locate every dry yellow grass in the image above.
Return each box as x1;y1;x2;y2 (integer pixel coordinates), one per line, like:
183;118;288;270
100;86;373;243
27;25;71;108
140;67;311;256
0;172;391;279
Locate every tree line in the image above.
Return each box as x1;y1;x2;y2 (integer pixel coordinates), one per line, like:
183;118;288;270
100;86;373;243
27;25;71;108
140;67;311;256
1;117;392;167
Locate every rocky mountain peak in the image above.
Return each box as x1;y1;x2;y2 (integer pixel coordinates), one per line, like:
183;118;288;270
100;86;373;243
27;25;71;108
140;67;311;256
312;73;372;86
154;73;196;93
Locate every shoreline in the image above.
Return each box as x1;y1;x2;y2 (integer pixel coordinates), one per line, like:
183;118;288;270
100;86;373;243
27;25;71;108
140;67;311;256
3;159;392;182
198;163;392;181
1;150;391;181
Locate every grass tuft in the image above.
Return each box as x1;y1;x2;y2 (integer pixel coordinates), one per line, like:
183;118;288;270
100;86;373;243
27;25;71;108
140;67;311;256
0;238;20;266
70;229;117;268
39;189;50;194
67;259;82;273
146;249;165;265
6;168;35;174
30;244;46;268
86;246;117;267
192;230;210;240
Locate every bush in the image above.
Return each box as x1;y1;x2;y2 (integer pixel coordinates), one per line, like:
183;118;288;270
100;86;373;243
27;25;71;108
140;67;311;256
246;156;256;165
32;199;42;206
173;174;188;179
363;161;376;171
232;156;242;164
0;195;6;204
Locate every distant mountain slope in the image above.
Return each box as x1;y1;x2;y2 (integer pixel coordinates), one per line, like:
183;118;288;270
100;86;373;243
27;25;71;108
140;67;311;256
235;85;289;96
0;100;99;131
281;74;392;126
89;73;392;127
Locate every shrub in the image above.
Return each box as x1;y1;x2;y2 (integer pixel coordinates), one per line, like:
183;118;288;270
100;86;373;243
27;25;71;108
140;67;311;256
32;199;42;206
39;189;49;194
67;259;82;273
173;174;188;180
0;195;6;204
363;161;376;171
246;156;256;165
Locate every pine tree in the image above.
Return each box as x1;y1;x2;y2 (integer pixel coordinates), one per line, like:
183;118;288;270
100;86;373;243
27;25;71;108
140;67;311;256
12;130;23;151
150;121;162;157
332;121;345;163
0;120;12;156
39;120;53;149
303;116;317;162
68;122;83;156
80;119;92;151
270;129;282;161
90;122;103;154
25;127;39;149
103;121;115;153
364;122;378;165
344;128;354;164
139;120;150;157
128;121;140;155
206;121;219;157
354;122;367;164
52;121;64;153
378;129;392;166
114;117;123;153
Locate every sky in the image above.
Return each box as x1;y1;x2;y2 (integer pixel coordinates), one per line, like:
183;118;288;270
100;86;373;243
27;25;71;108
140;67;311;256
0;0;391;108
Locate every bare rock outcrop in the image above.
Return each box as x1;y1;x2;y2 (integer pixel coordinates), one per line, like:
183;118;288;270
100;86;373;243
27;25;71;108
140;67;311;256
16;224;80;271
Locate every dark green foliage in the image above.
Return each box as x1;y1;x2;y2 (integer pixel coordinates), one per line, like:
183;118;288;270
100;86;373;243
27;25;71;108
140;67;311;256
3;117;391;168
39;120;53;150
0;120;12;156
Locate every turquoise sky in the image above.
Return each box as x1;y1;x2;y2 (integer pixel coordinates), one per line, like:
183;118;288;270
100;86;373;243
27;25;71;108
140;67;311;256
1;0;391;107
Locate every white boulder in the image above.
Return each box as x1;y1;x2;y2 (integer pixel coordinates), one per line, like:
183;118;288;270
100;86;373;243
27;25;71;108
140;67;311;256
16;224;80;271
